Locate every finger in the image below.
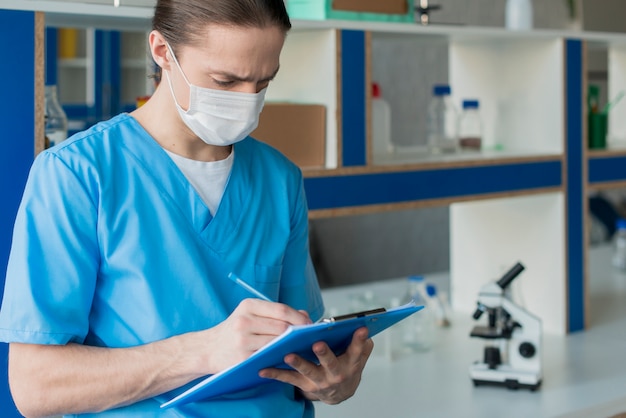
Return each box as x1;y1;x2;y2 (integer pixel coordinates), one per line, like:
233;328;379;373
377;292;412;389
240;299;312;327
298;310;313;324
344;328;374;365
312;342;341;375
259;360;318;392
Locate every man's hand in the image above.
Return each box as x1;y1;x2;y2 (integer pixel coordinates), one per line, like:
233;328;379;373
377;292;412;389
258;327;374;404
198;299;313;373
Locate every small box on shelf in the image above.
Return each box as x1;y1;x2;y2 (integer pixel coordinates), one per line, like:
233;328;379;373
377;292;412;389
251;103;326;169
287;0;414;23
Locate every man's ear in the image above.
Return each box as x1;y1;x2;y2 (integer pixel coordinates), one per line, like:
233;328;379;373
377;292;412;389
148;30;171;71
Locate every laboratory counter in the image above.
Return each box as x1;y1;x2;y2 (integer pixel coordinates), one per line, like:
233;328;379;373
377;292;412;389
315;245;626;418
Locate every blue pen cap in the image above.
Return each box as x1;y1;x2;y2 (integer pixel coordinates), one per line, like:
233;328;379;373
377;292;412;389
462;99;479;109
433;85;451;96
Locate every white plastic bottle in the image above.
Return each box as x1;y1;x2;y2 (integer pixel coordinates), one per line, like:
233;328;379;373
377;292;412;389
612;219;626;270
428;85;459;154
458;99;482;151
371;82;392;156
505;0;533;31
400;276;435;352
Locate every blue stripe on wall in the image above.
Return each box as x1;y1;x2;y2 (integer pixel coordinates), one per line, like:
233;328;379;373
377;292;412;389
589;155;626;184
0;9;36;417
45;27;57;85
305;161;561;211
566;39;585;333
341;30;366;167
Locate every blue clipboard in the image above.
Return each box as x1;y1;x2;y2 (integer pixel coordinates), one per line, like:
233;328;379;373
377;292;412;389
161;302;422;409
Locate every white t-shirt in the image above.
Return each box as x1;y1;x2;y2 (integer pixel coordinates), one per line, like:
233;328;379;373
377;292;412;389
165;149;234;216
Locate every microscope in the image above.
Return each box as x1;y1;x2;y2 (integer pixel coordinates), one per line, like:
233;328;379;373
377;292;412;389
469;262;542;390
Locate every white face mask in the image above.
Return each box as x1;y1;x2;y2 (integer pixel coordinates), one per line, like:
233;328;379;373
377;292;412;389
164;42;266;146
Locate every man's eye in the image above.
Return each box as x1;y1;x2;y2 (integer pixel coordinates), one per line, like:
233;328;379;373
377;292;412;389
214;79;234;87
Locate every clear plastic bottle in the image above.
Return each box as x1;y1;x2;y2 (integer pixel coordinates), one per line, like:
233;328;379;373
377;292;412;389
505;0;533;31
428;85;459;154
45;85;68;148
400;275;435;352
371;82;393;156
459;99;482;151
612;219;626;270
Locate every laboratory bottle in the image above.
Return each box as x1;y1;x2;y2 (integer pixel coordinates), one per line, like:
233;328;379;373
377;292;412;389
612;219;626;270
458;99;483;151
428;84;459;154
371;82;393;156
44;85;69;147
400;275;435;352
505;0;533;31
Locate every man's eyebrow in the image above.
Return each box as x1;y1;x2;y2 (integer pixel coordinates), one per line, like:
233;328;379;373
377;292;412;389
213;65;280;82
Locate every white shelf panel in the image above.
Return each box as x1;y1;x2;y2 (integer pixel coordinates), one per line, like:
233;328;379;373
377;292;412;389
450;37;565;155
267;29;339;169
609;45;626;146
372;147;561;167
450;192;567;335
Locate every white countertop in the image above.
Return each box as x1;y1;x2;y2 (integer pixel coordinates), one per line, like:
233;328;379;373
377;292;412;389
315;246;626;418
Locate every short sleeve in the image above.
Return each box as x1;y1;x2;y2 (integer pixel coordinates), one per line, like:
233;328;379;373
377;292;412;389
0;151;99;345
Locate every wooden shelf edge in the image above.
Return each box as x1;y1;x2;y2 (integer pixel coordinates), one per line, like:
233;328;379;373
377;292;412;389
308;186;564;219
587;148;626;158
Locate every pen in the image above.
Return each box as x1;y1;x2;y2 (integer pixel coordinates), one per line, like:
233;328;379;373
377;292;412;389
228;272;272;302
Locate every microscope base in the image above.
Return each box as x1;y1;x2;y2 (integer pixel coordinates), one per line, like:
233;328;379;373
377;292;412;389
470;364;541;391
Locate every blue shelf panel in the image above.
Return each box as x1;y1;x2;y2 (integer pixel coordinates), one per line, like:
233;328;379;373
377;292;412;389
565;39;585;333
304;160;562;211
588;155;626;184
340;29;367;167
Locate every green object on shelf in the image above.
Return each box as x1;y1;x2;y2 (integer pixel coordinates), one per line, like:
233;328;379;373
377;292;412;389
587;85;606;150
588;112;607;150
287;0;415;23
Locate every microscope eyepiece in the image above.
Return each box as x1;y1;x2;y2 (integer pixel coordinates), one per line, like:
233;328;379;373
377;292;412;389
496;262;525;290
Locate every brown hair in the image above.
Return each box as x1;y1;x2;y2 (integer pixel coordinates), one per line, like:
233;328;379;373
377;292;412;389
153;0;291;52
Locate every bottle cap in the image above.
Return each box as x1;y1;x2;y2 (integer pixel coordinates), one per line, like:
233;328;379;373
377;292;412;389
616;219;626;230
408;275;425;282
462;99;479;109
372;82;382;98
433;85;451;96
425;284;437;297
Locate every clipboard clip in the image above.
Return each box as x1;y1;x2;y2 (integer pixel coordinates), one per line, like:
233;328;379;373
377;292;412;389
321;307;387;323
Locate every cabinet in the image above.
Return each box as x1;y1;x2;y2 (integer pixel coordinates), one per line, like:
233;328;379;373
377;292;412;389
264;20;573;335
45;26;153;132
4;2;626;333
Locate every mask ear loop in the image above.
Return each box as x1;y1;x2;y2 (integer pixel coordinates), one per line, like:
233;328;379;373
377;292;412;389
165;41;192;87
163;41;191;112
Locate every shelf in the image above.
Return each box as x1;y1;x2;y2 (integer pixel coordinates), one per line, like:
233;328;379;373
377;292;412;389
2;0;153;31
588;152;626;187
5;0;626;44
304;158;562;216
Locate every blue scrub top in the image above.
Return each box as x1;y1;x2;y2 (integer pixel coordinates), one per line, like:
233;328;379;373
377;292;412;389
0;114;325;417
